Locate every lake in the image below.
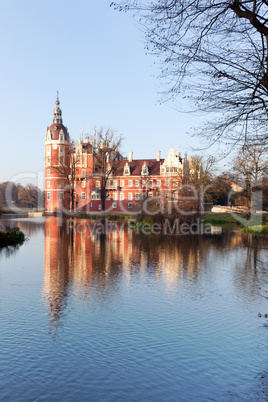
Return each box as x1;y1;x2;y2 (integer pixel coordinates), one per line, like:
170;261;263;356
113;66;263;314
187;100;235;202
0;216;268;401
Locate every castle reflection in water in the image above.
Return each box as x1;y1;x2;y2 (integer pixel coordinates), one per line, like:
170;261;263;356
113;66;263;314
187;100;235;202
42;217;268;337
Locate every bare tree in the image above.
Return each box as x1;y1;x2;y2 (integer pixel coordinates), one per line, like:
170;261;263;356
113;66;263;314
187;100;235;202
51;141;77;212
92;128;123;212
17;184;41;208
178;155;216;212
234;143;268;182
233;142;268;212
111;1;268;147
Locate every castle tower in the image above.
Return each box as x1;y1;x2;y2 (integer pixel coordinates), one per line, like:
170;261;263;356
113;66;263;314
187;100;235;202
44;93;70;213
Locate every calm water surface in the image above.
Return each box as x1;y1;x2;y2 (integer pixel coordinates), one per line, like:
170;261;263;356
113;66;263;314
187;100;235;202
0;216;268;401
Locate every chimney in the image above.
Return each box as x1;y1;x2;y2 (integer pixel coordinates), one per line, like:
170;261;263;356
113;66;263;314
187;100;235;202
156;150;161;161
128;151;133;162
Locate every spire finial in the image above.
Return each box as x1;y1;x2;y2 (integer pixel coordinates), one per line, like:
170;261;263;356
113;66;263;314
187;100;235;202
53;92;62;124
55;91;60;106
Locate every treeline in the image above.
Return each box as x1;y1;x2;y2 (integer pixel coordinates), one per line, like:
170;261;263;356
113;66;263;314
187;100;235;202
0;182;44;210
205;174;268;210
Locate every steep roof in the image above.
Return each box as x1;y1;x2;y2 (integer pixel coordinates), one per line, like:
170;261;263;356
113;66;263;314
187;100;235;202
112;159;164;176
48;123;69;141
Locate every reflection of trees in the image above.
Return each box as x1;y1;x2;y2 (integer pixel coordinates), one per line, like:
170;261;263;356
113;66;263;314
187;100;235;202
0;217;45;236
17;219;45;236
0;244;22;259
233;233;268;301
43;217;268;337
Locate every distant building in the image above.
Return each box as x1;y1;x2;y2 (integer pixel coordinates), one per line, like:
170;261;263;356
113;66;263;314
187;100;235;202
44;95;192;213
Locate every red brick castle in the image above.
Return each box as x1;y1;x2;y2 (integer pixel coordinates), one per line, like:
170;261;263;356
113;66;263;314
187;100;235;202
45;95;191;214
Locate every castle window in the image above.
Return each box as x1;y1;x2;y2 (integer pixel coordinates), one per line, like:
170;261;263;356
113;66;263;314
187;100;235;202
148;192;153;198
60;134;64;141
47;181;50;188
47;148;51;156
60;156;64;164
124;163;130;176
60;146;64;154
113;193;117;200
82;169;86;176
107;193;111;200
113;180;117;188
165;180;170;187
47;157;51;165
166;167;169;173
59;193;63;200
47;169;50;176
135;193;140;200
149;180;153;188
82;181;86;188
128;193;133;200
135;180;139;187
112;202;117;209
81;192;86;200
157;180;161;186
142;180;146;187
120;180;124;187
120;193;124;200
96;181;100;188
128;180;133;187
47;192;50;200
91;192;100;200
141;162;149;176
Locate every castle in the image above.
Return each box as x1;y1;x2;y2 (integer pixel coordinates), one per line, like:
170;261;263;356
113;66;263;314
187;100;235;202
44;95;192;214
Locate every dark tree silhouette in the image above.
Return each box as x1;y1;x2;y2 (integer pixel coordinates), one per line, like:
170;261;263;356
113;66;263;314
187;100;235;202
111;1;268;147
92;128;123;212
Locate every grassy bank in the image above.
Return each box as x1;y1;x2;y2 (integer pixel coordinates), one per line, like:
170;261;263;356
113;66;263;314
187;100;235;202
243;225;268;235
0;227;25;247
203;213;268;235
201;213;240;225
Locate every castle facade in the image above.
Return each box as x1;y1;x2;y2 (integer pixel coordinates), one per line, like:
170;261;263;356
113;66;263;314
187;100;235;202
44;95;190;214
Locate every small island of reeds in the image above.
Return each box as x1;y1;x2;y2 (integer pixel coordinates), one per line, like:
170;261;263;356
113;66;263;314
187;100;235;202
0;226;26;247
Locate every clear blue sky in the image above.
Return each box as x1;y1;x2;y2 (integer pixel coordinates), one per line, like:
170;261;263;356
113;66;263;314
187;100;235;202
0;0;217;187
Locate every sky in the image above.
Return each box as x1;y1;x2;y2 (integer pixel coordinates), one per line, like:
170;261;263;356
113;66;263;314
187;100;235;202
0;0;219;187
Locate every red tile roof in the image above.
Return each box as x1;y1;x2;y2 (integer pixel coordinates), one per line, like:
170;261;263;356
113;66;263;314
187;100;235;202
112;159;164;176
48;123;69;141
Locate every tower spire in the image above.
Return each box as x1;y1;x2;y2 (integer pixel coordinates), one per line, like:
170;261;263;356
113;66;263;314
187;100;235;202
53;91;63;124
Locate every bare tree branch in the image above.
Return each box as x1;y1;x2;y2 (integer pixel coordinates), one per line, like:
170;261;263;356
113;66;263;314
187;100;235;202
111;0;268;147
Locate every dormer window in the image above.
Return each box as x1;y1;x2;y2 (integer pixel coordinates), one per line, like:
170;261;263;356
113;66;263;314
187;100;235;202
124;162;130;176
141;162;149;176
60;134;64;141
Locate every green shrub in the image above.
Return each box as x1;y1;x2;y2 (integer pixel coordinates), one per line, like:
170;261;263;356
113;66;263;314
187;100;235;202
0;227;25;247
